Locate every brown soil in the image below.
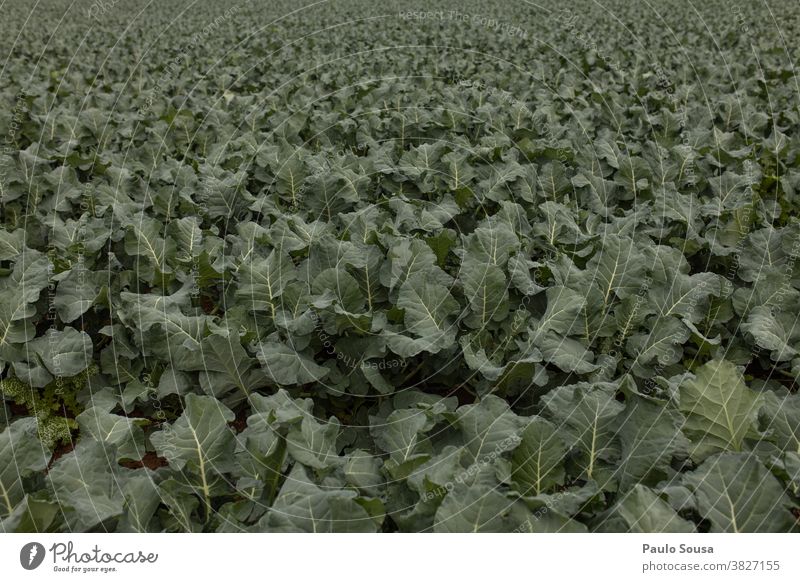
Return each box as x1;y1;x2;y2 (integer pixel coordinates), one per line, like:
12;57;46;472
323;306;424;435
119;451;169;470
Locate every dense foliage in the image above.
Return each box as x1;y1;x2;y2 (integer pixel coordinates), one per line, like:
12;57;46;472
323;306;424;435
1;0;799;532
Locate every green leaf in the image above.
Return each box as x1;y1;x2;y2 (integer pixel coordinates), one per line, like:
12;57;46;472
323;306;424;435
627;317;689;367
381;239;445;291
511;417;566;495
30;327;93;377
124;216;175;272
0;229;25;260
48;441;125;530
169;216;203;262
198;334;266;398
0;419;48;520
311;268;365;313
237;250;296;313
460;257;509;329
396;274;459;347
151;394;235;472
647;246;720;323
151;394;235;521
54;266;103;323
743;306;798;362
1;494;59;533
464;224;519;268
76;407;146;462
371;409;429;464
457;395;523;464
425;230;457;268
344;450;384;494
542;383;624;482
758;391;800;454
262;465;381;532
433;484;533;532
0;250;50;360
599;485;696;532
119;289;206;370
617;393;690;490
234;413;285;501
679;360;760;461
533;286;586;336
256;341;328;386
536;332;599;374
286;415;340;469
118;472;163;532
587;235;645;302
360;363;394;394
683;453;796;532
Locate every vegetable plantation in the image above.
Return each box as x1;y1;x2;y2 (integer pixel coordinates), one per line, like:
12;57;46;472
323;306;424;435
1;0;800;533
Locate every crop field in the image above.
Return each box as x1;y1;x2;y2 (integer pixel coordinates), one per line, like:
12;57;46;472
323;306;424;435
0;0;799;533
